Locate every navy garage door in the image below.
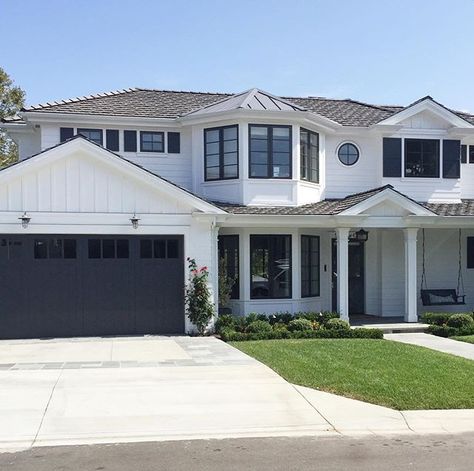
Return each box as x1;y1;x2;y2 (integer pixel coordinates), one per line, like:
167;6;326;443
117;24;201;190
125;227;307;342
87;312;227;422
0;235;184;339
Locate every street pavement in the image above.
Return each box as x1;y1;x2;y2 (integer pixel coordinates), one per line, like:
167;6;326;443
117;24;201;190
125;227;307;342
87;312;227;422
0;433;473;471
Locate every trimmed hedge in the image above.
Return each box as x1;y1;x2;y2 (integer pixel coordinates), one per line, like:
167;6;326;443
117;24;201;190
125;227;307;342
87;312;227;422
220;327;383;342
422;312;474;326
428;324;474;338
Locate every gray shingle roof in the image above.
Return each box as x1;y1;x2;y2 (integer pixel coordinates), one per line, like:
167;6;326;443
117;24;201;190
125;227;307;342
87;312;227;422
16;88;474;128
216;185;394;215
217;186;474;217
424;201;474;216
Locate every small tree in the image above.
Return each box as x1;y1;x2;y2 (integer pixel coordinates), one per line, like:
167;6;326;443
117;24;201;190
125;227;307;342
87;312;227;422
185;258;215;335
0;67;25;168
218;257;235;309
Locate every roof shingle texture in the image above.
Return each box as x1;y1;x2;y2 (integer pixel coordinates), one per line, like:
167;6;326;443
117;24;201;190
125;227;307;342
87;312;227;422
21;88;474;127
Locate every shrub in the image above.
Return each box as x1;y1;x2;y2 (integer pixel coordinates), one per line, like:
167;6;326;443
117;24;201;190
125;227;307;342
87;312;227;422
247;320;272;334
185;258;215;335
268;312;294;325
272;322;289;332
428;325;459;338
422;312;473;326
288;318;313;332
233;316;248;333
352;328;384;339
446;313;474;329
295;311;339;325
324;318;351;331
214;314;235;334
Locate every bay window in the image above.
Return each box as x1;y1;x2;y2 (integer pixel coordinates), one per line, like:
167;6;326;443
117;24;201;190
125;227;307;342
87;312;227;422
204;125;239;180
249;125;292;178
300;128;319;182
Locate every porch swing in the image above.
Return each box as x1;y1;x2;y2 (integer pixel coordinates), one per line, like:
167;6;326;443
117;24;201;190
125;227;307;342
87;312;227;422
420;228;466;306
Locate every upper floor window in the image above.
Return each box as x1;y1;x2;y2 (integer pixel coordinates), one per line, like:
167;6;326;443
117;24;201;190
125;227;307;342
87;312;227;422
77;128;103;145
249;125;291;179
338;142;359;166
140;131;164;152
300;128;319;182
204;125;238;181
405;139;439;178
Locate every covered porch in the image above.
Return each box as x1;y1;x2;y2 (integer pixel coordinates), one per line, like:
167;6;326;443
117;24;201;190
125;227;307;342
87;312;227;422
217;186;474;324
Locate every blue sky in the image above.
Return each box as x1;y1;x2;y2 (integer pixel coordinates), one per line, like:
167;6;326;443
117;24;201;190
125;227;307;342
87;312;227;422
2;0;474;111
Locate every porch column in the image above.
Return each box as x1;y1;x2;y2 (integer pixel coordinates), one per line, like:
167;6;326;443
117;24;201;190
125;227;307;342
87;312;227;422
404;228;418;323
336;228;350;322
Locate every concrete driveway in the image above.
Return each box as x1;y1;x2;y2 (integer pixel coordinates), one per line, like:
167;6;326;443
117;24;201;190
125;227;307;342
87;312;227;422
0;336;332;450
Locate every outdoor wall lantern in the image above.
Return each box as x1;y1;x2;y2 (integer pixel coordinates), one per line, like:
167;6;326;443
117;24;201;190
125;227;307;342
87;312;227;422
130;213;140;229
354;228;369;242
19;212;31;229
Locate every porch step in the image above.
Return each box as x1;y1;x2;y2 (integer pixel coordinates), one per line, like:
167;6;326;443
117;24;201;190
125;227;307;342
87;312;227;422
353;322;429;334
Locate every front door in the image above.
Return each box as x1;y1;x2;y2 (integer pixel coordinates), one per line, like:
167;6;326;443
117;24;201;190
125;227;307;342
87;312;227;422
332;240;365;314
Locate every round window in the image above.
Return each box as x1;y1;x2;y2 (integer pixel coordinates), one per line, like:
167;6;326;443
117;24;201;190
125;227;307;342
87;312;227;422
338;143;359;166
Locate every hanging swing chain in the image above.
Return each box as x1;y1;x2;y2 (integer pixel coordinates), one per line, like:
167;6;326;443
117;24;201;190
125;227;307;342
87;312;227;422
421;228;427;290
457;228;465;296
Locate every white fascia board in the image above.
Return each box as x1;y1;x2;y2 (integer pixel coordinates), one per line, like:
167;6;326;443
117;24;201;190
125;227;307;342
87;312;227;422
20;111;181;128
179;109;341;132
0;122;35;134
339;189;435;217
375;100;473;128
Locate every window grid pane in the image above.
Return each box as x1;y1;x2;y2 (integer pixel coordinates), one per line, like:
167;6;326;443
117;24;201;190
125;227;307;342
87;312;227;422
405;139;439;178
301;235;320;297
250;125;292;179
205;126;239;181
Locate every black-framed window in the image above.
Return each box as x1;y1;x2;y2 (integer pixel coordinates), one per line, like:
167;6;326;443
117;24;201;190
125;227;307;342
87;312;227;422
249;125;292;179
88;239;129;259
338;143;359;166
218;235;240;299
250;235;291;299
77;128;103;145
34;238;77;259
139;239;179;259
404;139;440;178
469;145;474;164
300;128;319;182
467;237;474;268
204;125;238;181
301;235;320;297
140;131;164;152
461;145;467;164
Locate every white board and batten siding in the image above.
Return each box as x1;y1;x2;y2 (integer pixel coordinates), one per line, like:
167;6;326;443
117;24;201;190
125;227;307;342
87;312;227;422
38;124;193;191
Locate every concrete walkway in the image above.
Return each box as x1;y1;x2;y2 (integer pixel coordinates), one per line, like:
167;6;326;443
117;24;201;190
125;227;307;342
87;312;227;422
0;335;473;453
384;333;474;360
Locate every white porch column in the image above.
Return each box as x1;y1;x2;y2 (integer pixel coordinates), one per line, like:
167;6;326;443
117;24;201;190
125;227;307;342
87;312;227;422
336;228;350;322
404;228;419;323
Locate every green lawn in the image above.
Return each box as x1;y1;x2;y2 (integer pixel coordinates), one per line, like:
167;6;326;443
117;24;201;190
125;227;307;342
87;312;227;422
450;335;474;345
231;339;474;410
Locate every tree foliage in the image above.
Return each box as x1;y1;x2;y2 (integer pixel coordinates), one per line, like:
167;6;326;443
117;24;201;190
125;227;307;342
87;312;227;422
0;67;25;167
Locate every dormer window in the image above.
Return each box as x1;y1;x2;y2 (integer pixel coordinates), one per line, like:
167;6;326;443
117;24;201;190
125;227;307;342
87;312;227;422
204;125;239;181
249;125;292;179
405;139;439;178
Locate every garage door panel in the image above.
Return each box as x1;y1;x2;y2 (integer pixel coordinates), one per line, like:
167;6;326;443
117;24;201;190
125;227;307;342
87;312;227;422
0;235;185;339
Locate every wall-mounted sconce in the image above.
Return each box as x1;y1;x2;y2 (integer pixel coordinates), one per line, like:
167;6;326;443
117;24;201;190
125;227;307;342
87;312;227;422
130;213;140;230
19;212;31;229
353;228;369;242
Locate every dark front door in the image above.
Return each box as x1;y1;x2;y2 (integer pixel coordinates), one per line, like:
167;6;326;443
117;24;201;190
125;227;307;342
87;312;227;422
0;235;185;339
332;240;365;314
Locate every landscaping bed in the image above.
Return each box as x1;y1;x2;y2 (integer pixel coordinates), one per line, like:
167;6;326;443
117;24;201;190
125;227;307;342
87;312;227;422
216;311;383;341
232;338;474;410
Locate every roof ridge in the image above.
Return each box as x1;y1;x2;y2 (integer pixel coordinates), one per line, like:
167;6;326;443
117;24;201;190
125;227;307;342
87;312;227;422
134;87;232;96
24;88;138;111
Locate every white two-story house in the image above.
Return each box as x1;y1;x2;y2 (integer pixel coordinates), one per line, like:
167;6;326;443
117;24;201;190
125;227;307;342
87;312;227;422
2;87;474;339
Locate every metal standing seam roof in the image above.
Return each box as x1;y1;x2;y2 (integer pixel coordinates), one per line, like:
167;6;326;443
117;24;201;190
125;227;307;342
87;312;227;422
10;87;474;127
